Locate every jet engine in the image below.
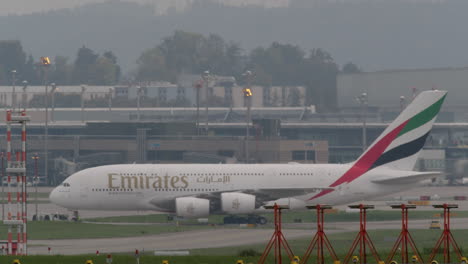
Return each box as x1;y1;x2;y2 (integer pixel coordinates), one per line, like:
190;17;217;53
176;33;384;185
175;197;210;218
221;192;256;214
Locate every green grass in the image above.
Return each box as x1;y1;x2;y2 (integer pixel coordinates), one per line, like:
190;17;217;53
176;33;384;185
0;221;214;239
2;230;468;263
88;210;468;224
88;214;171;223
0;255;259;264
190;229;468;261
3;228;468;264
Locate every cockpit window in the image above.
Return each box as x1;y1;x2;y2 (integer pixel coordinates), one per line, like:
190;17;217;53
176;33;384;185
63;182;70;187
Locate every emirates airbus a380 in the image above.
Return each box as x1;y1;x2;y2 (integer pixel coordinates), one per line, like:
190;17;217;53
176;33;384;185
50;90;447;223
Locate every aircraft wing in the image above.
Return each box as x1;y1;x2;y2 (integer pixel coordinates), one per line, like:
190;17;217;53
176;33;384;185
195;187;334;207
149;187;333;211
371;171;443;185
236;187;334;201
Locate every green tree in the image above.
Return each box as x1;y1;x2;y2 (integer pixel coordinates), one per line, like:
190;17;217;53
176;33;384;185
22;55;40;85
159;30;205;79
342;62;361;73
224;42;244;77
92;56;119;85
103;51;121;81
51;56;72;85
72;45;98;84
136;31;244;82
304;48;339;112
0;40;27;85
136;47;170;82
248;42;305;86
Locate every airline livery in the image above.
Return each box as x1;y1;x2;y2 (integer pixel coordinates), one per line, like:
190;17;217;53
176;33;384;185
50;90;447;222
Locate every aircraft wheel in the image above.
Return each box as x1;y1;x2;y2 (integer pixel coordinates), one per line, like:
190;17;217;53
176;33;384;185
257;216;267;225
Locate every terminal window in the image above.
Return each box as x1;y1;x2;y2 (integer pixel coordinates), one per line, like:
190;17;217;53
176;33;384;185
292;150;315;161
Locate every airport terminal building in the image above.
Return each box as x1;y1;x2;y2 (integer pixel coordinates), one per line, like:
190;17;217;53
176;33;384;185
0;106;465;185
2;67;468;184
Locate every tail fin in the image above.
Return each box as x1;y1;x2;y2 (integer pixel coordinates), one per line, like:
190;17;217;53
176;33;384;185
357;90;447;171
309;90;446;200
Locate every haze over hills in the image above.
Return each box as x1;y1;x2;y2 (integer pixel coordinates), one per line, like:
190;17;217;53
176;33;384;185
1;0;467;72
0;0;289;15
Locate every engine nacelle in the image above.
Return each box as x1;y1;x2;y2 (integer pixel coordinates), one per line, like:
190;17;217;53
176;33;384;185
221;192;256;214
175;197;209;218
264;198;306;210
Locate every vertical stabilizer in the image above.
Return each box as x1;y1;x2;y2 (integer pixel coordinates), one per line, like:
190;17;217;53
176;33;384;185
357;90;447;171
309;90;447;201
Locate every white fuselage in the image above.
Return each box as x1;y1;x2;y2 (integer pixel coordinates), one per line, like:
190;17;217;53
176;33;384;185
50;163;421;212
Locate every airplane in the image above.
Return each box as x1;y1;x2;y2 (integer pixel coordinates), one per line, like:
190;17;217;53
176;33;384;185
50;90;447;224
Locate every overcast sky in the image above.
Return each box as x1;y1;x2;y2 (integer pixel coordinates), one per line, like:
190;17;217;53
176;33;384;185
0;0;113;15
0;0;290;15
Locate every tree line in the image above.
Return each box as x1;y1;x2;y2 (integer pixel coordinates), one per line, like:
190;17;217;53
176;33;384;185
135;31;360;111
0;40;120;86
0;31;360;111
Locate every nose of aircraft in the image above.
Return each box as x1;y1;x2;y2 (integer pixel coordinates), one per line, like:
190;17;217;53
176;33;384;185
49;187;60;205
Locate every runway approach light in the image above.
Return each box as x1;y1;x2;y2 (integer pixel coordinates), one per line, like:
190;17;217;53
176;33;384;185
40;56;51;66
291;256;300;264
243;88;252;97
431;261;439;264
461;257;468;264
352;256;359;263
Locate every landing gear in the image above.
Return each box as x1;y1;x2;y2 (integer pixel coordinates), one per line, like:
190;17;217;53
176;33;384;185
223;215;268;225
72;210;79;222
256;216;267;225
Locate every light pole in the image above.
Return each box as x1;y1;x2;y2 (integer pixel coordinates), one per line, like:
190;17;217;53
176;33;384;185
41;56;51;185
22;80;28;110
304;142;314;163
136;86;143;121
1;152;4;221
11;70;17;111
194;81;202;136
50;83;57;122
400;95;406;112
202;71;210;134
32;154;39;219
108;88;114;111
243;70;253;163
356;92;368;152
81;85;86;123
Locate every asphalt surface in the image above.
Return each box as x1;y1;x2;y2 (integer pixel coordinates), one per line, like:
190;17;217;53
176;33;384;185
28;228;312;255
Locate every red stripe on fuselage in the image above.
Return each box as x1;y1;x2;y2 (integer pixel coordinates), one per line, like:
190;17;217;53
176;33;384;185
309;120;409;200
